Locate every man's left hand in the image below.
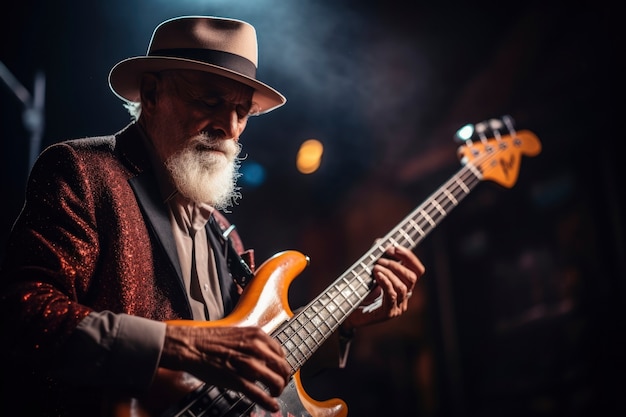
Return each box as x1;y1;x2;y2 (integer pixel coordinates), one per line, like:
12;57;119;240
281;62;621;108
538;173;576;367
342;245;425;331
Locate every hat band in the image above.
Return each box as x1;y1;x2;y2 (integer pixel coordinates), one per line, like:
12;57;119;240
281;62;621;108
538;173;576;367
149;48;257;79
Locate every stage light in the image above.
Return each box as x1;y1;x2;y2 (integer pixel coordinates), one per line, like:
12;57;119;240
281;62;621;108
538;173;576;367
240;160;266;187
296;139;324;174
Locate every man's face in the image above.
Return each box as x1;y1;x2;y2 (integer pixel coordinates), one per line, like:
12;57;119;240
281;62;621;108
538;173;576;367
145;70;257;207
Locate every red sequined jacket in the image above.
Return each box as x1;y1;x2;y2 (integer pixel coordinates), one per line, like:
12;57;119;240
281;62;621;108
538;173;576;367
0;123;248;415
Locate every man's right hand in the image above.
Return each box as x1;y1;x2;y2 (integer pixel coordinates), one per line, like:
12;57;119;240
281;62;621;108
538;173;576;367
161;324;291;412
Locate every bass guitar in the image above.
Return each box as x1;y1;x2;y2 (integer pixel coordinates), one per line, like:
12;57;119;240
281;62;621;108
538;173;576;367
109;117;541;417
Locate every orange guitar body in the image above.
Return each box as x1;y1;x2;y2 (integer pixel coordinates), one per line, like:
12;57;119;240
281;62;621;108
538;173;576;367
106;250;348;417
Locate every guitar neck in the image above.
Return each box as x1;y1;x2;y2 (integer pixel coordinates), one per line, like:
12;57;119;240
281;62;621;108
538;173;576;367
273;163;484;372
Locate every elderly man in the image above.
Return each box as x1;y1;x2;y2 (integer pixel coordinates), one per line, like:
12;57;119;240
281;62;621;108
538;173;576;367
0;16;424;416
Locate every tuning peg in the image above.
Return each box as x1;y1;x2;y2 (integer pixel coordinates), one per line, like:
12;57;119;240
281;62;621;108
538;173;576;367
454;119;493;143
454;123;475;143
502;115;516;136
454;115;516;143
488;118;504;131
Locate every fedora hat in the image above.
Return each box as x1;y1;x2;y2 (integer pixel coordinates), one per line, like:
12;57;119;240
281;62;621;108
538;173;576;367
109;16;286;114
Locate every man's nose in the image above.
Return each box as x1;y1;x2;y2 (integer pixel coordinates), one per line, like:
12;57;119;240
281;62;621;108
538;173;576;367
213;107;240;139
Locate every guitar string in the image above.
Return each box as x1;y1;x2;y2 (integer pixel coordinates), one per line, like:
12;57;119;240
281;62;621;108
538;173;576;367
280;154;492;370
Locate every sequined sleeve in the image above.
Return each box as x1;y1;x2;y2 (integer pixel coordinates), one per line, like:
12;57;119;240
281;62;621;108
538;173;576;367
0;142;101;368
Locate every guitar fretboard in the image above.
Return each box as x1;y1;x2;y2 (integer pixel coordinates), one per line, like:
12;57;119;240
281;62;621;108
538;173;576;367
274;162;485;372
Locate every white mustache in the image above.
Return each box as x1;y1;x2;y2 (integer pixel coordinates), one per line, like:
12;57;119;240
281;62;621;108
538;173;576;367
193;133;241;159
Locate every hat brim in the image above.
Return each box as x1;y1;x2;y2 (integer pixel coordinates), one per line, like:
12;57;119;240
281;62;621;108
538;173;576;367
108;56;286;115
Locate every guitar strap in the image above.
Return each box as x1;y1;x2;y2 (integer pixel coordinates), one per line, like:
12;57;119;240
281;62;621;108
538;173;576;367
208;213;255;289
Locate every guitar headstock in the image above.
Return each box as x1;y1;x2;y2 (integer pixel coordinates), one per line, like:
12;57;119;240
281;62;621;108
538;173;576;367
456;116;541;188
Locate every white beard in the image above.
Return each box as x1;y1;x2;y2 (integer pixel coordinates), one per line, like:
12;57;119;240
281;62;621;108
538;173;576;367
166;136;242;209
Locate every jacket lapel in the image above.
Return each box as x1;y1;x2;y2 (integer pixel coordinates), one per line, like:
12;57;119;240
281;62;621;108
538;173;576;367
117;124;187;303
128;172;183;281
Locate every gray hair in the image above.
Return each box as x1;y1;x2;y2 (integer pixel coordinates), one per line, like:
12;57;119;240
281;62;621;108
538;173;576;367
124;101;142;121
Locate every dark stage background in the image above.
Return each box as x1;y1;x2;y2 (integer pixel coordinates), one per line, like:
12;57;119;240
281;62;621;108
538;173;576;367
1;1;623;416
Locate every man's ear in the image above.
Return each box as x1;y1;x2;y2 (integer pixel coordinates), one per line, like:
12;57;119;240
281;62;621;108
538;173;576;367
139;73;160;114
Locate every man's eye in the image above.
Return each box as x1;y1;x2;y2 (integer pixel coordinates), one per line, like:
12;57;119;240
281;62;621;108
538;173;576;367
201;99;221;108
236;105;252;119
196;97;254;119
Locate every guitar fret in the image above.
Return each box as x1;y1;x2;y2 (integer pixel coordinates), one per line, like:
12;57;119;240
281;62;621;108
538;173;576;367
322;300;338;320
340;280;359;301
338;280;366;309
293;341;310;358
443;188;458;205
467;163;482;179
342;293;358;308
308;305;333;331
431;199;446;216
277;328;291;343
302;328;318;350
420;209;436;227
284;321;316;362
354;273;371;290
313;302;335;323
345;288;359;304
288;347;310;367
455;176;469;193
409;219;425;236
287;341;303;356
329;308;343;327
331;288;355;313
329;283;349;308
360;262;372;274
399;228;415;246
